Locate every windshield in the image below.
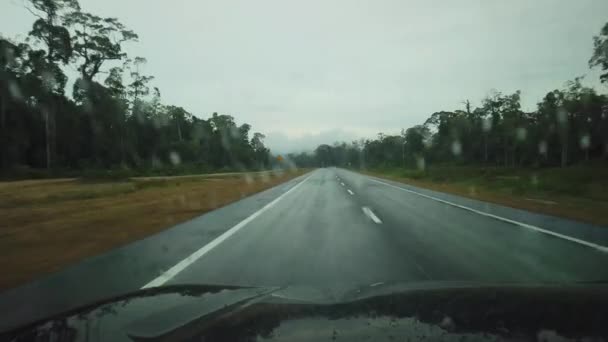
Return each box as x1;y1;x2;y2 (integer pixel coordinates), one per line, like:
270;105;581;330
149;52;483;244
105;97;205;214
1;0;608;335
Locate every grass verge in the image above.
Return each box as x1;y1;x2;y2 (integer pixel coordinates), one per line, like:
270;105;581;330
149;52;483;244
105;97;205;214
364;164;608;227
0;169;309;291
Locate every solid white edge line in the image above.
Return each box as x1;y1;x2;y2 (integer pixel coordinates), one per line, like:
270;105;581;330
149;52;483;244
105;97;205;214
347;189;354;195
369;178;608;253
362;206;382;224
142;173;314;289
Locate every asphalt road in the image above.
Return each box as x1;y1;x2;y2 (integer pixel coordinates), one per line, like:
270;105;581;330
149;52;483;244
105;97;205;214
2;167;608;331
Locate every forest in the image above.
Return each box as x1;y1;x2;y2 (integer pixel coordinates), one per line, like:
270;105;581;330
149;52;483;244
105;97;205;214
2;1;608;178
1;0;271;178
290;23;608;171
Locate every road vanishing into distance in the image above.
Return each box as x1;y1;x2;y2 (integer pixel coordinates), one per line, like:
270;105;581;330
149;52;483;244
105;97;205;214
2;168;608;331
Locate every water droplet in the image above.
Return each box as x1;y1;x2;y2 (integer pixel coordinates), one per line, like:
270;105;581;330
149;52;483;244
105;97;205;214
169;151;181;165
416;157;425;171
531;174;539;187
579;134;590;150
451;140;462;156
482;118;492;132
538;141;548;155
259;172;270;183
8;81;22;100
26;96;38;108
556;108;568;124
516;127;527;141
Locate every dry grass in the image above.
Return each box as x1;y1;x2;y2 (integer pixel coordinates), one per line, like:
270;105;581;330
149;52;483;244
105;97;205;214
0;169;308;291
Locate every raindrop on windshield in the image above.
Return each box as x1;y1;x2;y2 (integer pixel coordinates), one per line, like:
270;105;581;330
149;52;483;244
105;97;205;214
516;127;527;141
243;173;254;184
482;118;492;132
451;140;462;156
8;81;22;100
260;171;270;183
538;141;548;155
531;174;539;187
416;156;425;171
169;151;181;165
556;108;568;124
579;134;591;150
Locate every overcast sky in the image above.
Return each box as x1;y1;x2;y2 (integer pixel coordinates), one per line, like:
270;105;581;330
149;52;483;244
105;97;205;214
2;0;608;153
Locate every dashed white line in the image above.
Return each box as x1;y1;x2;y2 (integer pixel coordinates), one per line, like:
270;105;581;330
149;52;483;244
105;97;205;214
347;189;354;195
340;182;345;186
362;206;382;224
369;178;608;253
142;174;313;288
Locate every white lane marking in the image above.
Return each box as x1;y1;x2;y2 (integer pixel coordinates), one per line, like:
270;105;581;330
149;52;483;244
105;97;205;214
340;182;345;186
347;189;354;195
362;206;382;224
369;178;608;253
370;282;384;287
142;174;314;288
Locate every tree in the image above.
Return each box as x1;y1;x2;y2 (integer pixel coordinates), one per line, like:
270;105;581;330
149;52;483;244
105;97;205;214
27;0;79;70
590;22;608;83
64;11;138;82
25;0;79;169
125;57;154;116
251;132;270;168
403;125;429;167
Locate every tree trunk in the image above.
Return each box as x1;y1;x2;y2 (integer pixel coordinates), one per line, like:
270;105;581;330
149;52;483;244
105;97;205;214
0;94;6;168
120;134;125;165
0;94;5;130
484;135;488;164
176;120;183;142
561;142;567;167
44;109;51;169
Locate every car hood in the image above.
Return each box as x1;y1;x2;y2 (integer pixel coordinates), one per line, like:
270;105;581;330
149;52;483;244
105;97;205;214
3;281;608;342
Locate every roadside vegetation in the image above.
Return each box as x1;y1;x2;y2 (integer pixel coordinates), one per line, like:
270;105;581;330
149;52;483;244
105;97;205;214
1;0;273;179
288;21;608;225
0;0;306;290
364;164;608;226
0;169;307;290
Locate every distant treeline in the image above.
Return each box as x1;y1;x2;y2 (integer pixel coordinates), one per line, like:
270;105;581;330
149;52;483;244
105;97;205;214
290;22;608;170
0;0;271;177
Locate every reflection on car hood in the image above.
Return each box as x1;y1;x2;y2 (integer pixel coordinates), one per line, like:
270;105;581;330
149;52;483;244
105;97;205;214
3;281;608;342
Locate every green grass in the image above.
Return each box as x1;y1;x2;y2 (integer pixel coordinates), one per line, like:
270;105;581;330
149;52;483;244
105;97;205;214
370;163;608;202
366;163;608;226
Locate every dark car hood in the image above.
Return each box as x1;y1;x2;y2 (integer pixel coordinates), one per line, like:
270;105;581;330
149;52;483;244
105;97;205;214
3;281;608;342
